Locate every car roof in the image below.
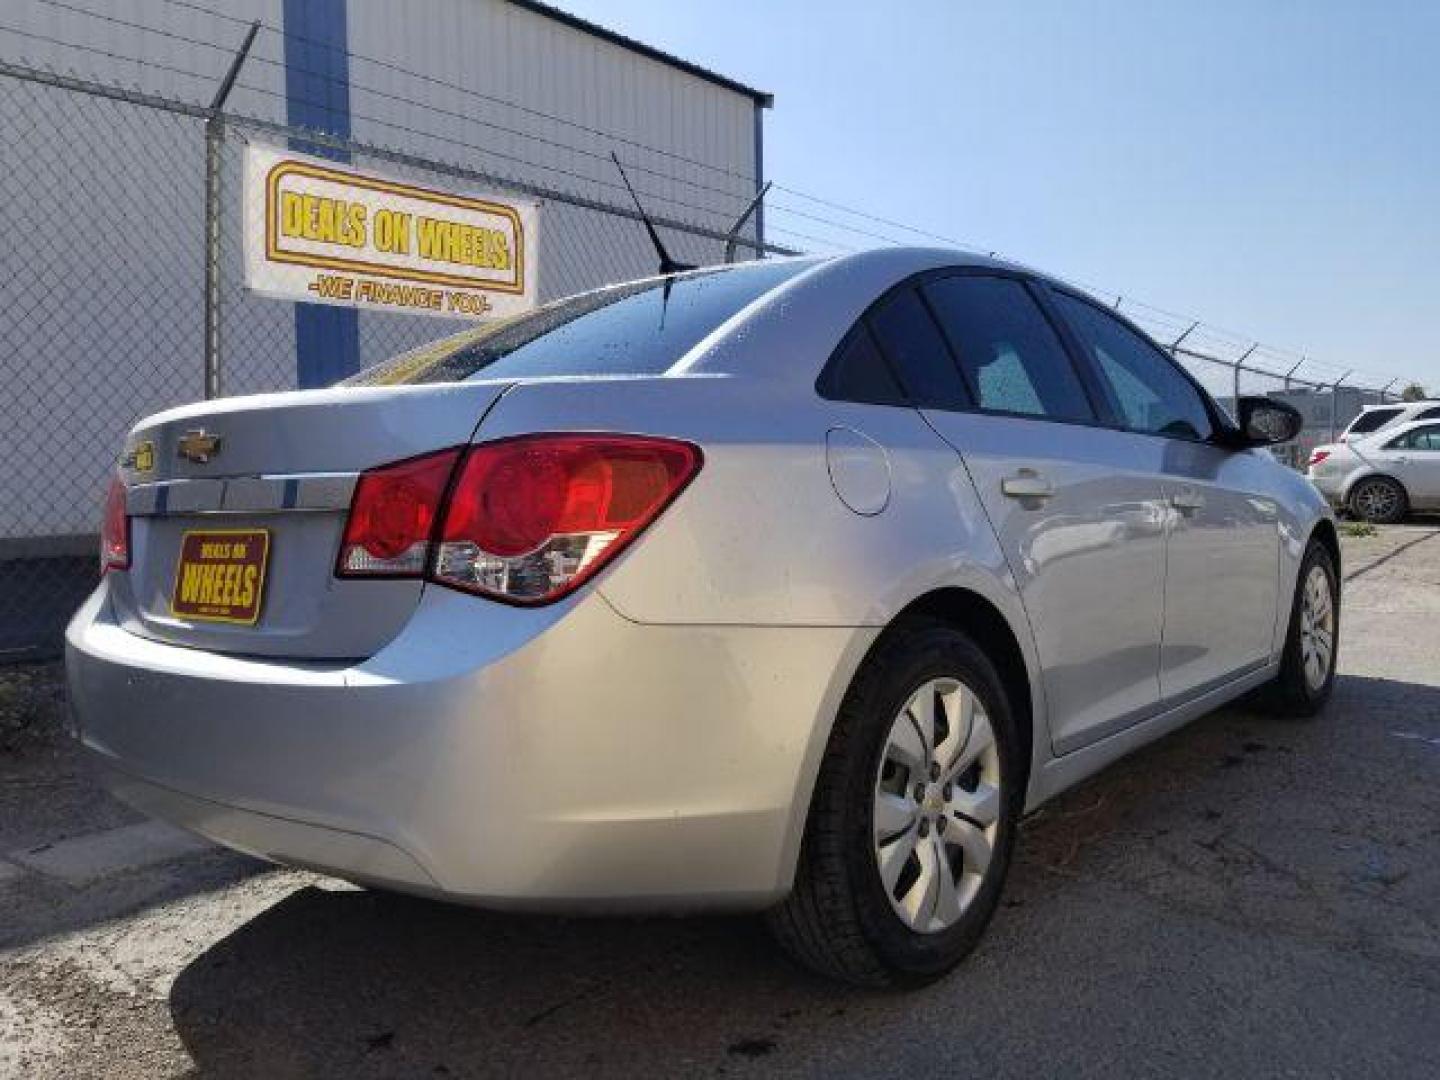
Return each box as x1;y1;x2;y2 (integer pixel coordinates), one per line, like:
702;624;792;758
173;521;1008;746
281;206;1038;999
588;247;1070;310
822;245;1056;282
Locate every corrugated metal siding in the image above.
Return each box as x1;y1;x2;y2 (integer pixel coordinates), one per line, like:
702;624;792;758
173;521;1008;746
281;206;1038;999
345;0;759;298
0;0;289;117
341;0;758;219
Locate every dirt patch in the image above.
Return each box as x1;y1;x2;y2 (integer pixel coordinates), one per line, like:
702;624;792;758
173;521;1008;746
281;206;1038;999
0;661;138;853
0;662;68;756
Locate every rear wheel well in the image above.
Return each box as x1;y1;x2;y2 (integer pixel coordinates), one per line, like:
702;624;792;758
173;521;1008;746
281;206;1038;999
885;589;1034;792
1347;472;1409;506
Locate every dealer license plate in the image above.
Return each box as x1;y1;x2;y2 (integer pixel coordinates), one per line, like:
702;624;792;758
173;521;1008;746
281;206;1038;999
170;529;271;625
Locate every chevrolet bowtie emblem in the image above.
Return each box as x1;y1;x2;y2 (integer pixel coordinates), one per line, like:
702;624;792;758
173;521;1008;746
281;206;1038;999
177;429;222;464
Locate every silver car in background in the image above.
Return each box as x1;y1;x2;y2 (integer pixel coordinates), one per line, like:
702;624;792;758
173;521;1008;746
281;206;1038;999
67;248;1340;986
1309;418;1440;522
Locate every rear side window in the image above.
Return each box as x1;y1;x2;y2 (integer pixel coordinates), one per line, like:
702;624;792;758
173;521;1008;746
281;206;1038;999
1052;291;1214;441
1347;407;1402;434
865;288;970;409
1417;407;1440;422
922;276;1094;422
816;323;908;406
342;261;811;386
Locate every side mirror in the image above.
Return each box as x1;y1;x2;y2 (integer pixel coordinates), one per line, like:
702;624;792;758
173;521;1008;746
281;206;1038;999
1229;396;1304;447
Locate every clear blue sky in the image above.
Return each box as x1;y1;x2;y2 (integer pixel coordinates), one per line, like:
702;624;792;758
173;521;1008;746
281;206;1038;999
557;0;1438;392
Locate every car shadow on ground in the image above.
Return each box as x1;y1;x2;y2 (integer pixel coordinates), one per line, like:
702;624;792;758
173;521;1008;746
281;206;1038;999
167;673;1440;1078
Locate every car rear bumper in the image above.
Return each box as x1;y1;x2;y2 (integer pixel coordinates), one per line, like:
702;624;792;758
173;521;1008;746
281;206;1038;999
66;582;872;912
1307;471;1347;506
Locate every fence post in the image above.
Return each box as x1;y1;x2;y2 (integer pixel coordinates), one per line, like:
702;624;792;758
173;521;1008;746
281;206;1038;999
1282;358;1303;392
1233;343;1258;407
724;181;771;263
1328;371;1352;442
203;21;260;400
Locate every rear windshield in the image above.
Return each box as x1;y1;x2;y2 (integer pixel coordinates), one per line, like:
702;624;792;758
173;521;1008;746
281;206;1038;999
1346;407;1402;434
342;260;813;387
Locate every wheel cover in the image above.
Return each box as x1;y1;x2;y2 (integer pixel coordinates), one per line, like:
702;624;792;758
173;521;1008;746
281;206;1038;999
872;677;1002;935
1354;480;1399;520
1299;564;1336;692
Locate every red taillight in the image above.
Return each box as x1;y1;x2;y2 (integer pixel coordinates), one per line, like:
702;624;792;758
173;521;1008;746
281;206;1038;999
336;434;701;604
101;472;129;573
435;434;702;603
336;447;461;576
1309;449;1331;467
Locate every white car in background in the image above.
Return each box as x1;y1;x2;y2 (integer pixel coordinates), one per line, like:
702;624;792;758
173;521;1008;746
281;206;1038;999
1338;400;1440;442
1310;418;1440;522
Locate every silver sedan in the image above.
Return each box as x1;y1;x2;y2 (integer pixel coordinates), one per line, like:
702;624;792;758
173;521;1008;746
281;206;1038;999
67;248;1340;986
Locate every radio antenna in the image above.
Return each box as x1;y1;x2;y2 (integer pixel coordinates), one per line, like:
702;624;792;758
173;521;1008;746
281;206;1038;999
611;152;694;277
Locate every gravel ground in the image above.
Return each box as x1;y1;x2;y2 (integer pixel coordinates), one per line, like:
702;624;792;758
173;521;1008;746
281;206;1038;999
2;525;1438;1078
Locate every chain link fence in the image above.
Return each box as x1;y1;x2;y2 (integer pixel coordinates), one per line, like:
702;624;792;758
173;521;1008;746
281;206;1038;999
1112;307;1400;470
0;59;1417;659
0;62;777;658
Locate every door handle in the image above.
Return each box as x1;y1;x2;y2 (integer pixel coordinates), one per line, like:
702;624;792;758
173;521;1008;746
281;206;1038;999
1001;471;1054;500
1170;490;1205;514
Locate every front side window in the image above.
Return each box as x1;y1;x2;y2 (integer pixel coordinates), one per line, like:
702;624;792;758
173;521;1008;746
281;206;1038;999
1052;291;1214;441
922;276;1095;422
342;260;813;386
1347;407;1402;434
1388;424;1440;451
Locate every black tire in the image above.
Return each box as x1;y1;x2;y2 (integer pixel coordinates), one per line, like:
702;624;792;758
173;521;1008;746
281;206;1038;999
766;618;1022;987
1265;540;1340;717
1348;476;1407;524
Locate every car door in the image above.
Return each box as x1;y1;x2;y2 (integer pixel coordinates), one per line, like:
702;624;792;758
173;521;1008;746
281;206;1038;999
863;272;1168;754
1382;424;1440;508
1046;289;1281;704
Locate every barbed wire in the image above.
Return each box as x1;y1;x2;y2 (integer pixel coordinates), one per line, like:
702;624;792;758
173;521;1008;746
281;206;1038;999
155;0;764;183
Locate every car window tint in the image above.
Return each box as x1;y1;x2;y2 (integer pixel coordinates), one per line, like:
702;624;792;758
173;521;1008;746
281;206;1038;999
816;322;908;406
1348;407;1402;433
922;276;1094;422
341;260;813;386
865;287;969;409
1392;424;1440;450
1052;292;1214;441
1416;406;1440;422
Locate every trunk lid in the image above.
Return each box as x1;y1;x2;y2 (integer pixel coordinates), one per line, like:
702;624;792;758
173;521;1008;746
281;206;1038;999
112;380;510;659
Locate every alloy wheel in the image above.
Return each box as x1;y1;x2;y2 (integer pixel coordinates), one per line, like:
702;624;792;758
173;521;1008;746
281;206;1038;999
872;677;1001;934
1353;479;1400;522
1299;563;1335;691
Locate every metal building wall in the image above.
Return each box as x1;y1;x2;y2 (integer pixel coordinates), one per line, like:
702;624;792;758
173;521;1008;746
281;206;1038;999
345;0;758;227
341;0;764;366
0;1;291;115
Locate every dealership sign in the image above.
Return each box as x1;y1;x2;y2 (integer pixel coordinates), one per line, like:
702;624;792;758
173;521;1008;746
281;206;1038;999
243;144;538;320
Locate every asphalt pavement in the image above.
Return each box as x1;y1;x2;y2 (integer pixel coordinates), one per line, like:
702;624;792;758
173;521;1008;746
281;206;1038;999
2;525;1438;1078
